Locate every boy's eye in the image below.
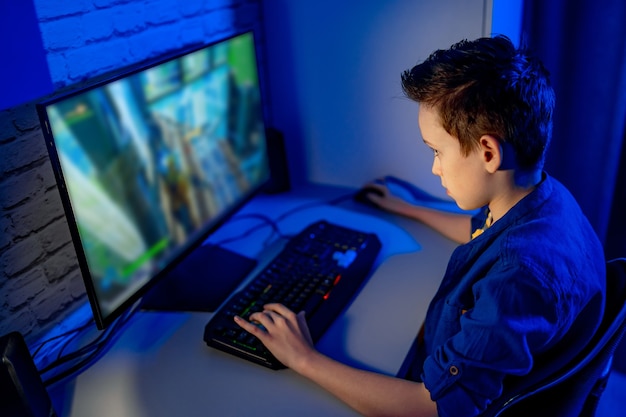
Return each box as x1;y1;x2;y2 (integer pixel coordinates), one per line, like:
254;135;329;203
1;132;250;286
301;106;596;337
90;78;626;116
432;148;440;157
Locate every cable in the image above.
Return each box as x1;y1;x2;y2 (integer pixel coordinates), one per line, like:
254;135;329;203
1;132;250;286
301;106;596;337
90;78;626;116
41;312;129;386
39;304;137;387
56;325;87;362
213;191;354;248
273;191;354;223
214;212;290;246
32;317;94;360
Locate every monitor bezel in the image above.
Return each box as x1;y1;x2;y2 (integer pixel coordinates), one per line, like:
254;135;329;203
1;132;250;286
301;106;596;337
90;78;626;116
36;29;271;330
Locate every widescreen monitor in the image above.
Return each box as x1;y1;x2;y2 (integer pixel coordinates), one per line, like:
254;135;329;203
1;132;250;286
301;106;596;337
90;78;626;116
37;31;270;329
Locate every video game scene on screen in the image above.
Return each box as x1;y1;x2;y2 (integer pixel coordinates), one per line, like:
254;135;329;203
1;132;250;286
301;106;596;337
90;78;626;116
44;34;269;317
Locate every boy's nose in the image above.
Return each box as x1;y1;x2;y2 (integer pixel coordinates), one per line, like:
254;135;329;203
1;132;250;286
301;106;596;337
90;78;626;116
431;158;442;177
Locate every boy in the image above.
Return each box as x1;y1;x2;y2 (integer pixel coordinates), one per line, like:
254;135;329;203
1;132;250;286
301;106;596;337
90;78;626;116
235;36;606;417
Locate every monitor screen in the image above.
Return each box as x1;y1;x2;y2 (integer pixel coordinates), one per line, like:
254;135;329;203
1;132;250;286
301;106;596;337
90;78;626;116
37;31;270;329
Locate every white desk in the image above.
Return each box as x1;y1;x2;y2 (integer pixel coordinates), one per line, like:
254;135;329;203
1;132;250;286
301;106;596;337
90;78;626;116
49;184;458;417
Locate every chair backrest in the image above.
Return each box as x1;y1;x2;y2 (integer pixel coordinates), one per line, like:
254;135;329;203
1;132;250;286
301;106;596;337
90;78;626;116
490;258;626;417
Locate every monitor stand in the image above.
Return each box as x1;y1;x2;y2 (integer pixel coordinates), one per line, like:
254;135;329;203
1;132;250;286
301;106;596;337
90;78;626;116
140;244;257;312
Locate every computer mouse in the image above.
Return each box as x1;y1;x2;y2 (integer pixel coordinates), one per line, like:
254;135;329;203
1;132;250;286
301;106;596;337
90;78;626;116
353;186;384;206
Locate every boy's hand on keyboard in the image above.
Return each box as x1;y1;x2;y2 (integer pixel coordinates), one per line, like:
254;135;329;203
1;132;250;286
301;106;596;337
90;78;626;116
234;303;315;370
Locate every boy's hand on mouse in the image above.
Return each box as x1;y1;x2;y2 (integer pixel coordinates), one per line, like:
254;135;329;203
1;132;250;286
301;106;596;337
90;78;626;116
364;181;416;216
234;303;316;371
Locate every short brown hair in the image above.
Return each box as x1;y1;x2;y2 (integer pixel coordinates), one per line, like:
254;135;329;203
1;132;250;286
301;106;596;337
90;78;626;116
401;36;555;171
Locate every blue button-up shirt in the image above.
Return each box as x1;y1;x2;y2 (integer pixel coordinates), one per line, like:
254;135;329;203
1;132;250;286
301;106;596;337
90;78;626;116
405;174;606;416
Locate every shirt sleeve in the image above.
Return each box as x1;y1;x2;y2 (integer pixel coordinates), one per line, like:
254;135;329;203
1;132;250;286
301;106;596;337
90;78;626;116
422;263;562;417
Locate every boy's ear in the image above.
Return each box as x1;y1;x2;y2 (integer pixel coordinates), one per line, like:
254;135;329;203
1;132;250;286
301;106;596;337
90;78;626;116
479;135;503;173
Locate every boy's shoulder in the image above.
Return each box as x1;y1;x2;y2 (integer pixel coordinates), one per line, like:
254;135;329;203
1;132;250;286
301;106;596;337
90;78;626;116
501;176;604;278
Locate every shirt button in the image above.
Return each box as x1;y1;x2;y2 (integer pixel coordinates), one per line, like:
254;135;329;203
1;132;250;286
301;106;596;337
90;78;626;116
449;365;459;376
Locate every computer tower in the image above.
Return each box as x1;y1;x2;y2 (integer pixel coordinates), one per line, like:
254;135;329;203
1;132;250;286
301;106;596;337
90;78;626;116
0;331;57;417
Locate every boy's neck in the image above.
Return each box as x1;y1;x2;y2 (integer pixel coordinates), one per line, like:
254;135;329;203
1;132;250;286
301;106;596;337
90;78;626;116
489;169;542;223
514;168;543;189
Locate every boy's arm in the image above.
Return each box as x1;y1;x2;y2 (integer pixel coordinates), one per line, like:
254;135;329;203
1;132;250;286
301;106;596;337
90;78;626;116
297;349;438;417
364;183;472;244
235;304;438;417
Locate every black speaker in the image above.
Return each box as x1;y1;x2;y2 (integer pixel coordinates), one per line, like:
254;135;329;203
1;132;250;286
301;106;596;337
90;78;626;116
264;127;291;193
1;332;57;417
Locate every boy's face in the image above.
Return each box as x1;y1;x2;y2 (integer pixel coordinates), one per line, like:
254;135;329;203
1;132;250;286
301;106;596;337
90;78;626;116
418;105;492;211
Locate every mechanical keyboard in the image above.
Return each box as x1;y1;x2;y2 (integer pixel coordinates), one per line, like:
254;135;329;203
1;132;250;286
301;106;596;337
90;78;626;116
203;220;382;369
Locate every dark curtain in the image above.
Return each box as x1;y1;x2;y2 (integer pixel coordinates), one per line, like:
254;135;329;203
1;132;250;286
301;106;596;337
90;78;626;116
521;0;626;259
